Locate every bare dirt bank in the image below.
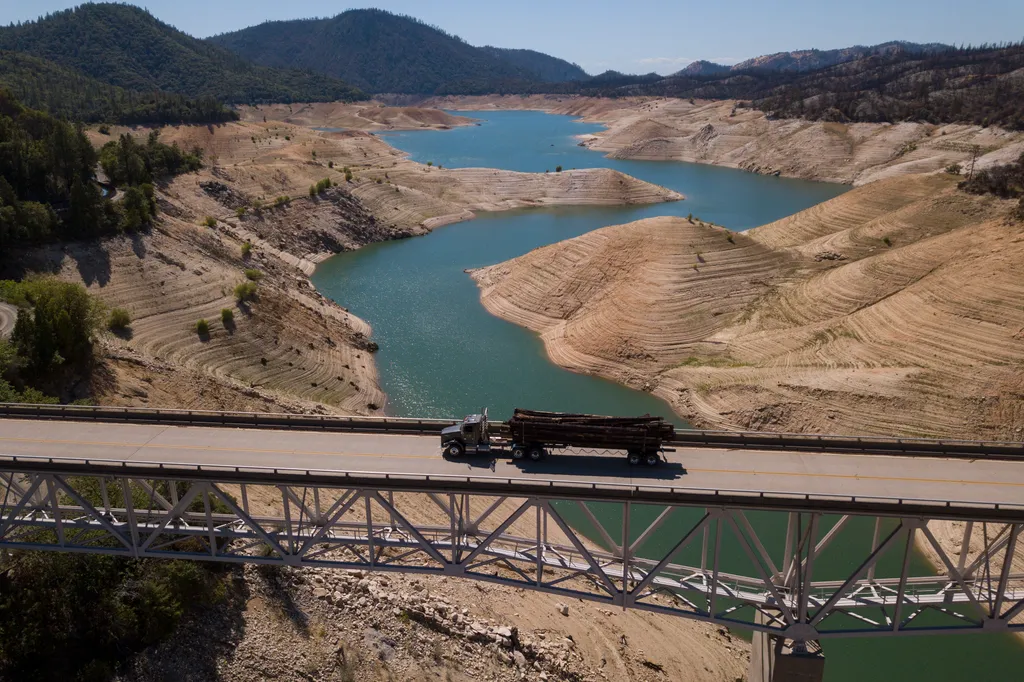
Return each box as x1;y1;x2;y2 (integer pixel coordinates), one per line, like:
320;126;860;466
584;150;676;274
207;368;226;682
429;94;1024;186
472;172;1024;441
237;101;477;131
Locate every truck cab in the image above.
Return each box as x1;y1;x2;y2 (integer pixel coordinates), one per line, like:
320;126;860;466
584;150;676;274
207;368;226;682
441;411;492;457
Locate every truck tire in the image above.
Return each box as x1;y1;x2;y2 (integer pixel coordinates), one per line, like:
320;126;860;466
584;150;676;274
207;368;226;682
445;442;465;458
511;445;526;459
644;453;659;466
528;446;545;461
627;451;642;466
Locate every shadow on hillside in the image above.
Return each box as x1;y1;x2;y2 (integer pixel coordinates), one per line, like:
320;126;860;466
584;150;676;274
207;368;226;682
70;243;112;287
256;565;311;638
120;566;250;681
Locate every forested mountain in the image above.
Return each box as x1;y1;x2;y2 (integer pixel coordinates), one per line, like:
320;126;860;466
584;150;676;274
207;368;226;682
673;41;950;77
676;60;732;77
208;9;568;93
480;47;589;82
0;3;365;103
0;50;237;124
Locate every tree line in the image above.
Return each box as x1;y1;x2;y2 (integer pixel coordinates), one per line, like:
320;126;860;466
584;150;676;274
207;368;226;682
0;89;203;249
0;50;238;125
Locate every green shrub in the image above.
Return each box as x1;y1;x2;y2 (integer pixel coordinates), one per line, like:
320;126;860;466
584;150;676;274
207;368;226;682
4;278;103;373
328;161;334;168
241;241;252;258
201;216;216;228
234;281;258;302
945;162;963;175
98;124;110;135
244;268;263;281
221;308;234;325
273;195;291;208
195;319;210;336
344;170;353;182
555;165;562;173
107;307;131;331
426;161;433;167
235;206;247;218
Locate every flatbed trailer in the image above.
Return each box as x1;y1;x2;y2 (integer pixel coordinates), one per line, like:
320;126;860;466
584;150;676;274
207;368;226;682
440;408;675;466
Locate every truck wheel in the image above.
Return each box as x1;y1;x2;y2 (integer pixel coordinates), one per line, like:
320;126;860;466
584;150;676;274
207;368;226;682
644;453;659;466
511;445;526;460
445;442;465;458
528;446;545;461
627;451;641;466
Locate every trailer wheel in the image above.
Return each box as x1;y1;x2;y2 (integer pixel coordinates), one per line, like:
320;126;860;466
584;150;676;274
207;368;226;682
627;451;642;466
511;445;526;460
445;442;465;458
528;446;545;461
644;453;659;466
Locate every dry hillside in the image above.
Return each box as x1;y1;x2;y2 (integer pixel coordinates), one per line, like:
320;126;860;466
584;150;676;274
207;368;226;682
473;172;1024;440
9;117;679;414
236;101;477;130
429;94;1024;185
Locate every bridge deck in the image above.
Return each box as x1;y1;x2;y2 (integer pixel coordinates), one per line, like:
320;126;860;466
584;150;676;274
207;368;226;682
0;418;1021;513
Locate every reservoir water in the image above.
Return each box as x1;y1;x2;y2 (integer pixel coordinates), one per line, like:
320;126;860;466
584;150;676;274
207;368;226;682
311;110;1024;680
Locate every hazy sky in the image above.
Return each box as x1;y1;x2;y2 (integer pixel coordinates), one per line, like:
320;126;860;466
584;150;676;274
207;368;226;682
4;0;1023;75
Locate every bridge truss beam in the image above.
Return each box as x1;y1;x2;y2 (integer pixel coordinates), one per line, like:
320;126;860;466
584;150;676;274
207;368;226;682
1;469;1023;642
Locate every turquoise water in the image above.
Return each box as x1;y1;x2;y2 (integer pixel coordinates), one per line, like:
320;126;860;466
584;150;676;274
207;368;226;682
314;110;846;420
311;109;1024;679
376;110;847;230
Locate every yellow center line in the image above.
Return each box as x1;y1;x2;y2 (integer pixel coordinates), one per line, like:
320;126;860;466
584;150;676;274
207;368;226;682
1;435;1021;489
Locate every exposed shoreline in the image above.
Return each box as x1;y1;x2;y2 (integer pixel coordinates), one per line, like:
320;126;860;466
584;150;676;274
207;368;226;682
422;94;1024;186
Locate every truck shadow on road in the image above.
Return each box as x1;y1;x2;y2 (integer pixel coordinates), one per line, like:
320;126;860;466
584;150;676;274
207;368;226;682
441;453;688;480
508;455;687;480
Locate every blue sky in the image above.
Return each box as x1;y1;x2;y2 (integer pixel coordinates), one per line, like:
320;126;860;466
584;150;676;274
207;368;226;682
4;0;1022;75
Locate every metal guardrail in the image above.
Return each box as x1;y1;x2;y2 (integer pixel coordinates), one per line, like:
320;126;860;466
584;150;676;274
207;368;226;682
0;403;1021;460
0;403;457;433
2;452;1023;522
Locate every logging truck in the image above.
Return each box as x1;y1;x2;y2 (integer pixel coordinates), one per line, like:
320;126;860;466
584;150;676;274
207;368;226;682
440;408;675;466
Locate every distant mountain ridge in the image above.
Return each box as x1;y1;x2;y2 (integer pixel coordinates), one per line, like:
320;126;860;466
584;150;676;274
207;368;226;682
480;46;589;82
674;41;951;76
207;9;586;93
0;3;365;103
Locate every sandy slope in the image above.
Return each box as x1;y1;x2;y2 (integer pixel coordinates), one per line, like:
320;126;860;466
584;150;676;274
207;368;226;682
236;101;476;131
472;172;1024;440
428;95;1024;186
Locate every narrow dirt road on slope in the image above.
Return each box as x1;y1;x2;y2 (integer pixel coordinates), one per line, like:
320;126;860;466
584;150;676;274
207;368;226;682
0;302;16;338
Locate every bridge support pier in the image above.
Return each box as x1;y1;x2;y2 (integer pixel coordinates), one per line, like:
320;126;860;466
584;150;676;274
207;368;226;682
749;634;824;682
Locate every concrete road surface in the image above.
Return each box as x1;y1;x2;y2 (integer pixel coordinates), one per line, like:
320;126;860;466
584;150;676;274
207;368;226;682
0;303;16;338
0;419;1022;508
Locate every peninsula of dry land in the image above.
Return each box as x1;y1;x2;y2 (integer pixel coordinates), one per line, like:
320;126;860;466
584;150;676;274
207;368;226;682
472;170;1024;439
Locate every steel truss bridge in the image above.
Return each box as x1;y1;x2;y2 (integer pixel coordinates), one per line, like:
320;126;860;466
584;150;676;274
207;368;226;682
0;403;1023;650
